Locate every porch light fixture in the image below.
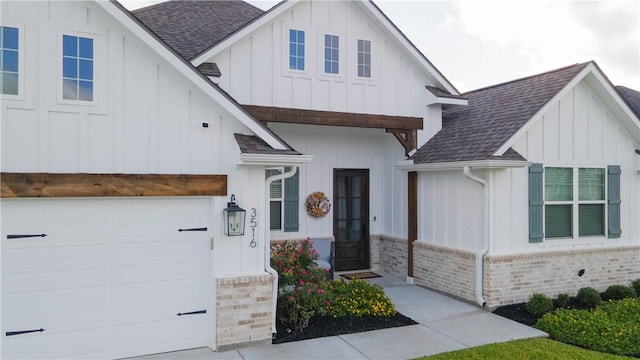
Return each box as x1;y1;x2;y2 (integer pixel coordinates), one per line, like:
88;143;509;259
223;194;246;236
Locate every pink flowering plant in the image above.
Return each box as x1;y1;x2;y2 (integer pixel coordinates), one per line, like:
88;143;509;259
271;238;330;330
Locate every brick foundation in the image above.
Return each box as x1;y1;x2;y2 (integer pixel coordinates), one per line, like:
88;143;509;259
484;246;640;308
216;274;274;349
413;242;477;302
378;235;408;279
411;242;640;309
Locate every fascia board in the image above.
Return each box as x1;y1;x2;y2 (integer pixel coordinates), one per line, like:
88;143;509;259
238;153;314;166
191;1;298;66
493;66;592;157
396;159;531;172
361;1;459;95
98;1;289;151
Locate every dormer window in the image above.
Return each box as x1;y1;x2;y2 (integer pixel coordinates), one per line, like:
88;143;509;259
289;29;305;71
62;34;94;101
357;39;371;78
1;26;19;95
324;34;339;74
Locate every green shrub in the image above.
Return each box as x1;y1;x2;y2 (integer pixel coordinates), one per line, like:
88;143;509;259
271;239;330;330
602;284;636;301
535;297;640;357
555;293;570;308
576;287;601;308
631;279;640;297
526;293;554;315
327;278;397;318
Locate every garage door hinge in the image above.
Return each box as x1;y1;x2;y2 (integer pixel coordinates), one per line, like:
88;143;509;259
7;234;47;239
177;227;207;232
177;310;207;316
6;328;45;336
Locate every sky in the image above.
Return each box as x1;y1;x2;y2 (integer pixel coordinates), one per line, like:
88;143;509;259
121;0;640;93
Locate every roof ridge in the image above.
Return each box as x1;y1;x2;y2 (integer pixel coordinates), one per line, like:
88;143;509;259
462;62;590;95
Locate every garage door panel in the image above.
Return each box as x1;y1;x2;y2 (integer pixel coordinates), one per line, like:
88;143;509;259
3;244;106;275
4;286;106;321
4;326;106;360
2;198;212;359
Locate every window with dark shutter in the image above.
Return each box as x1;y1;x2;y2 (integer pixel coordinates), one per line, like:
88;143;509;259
529;163;544;243
607;165;621;238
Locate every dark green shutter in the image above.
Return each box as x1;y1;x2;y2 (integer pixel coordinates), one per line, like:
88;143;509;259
607;165;621;238
529;163;544;243
283;167;300;232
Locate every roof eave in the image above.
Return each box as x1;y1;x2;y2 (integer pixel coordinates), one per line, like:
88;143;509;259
238;153;314;166
396;159;531;172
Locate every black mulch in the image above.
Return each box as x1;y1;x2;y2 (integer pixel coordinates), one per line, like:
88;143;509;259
493;298;595;326
273;313;418;344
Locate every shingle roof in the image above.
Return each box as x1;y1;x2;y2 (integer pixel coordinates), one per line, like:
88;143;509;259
411;62;589;164
425;86;467;100
197;62;221;77
132;0;264;60
234;133;301;155
617;86;640;119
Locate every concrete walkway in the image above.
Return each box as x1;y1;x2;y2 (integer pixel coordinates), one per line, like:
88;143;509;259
127;273;546;360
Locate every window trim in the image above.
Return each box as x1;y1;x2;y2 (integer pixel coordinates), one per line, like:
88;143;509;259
322;33;340;76
543;165;607;240
356;38;372;80
0;22;24;100
287;28;306;73
57;30;98;106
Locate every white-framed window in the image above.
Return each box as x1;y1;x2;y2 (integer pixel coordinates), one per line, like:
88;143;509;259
59;31;96;105
544;167;606;238
289;29;305;71
324;34;339;74
357;39;371;78
1;24;21;96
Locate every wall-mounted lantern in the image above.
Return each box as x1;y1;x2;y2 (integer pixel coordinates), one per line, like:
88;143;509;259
223;194;246;236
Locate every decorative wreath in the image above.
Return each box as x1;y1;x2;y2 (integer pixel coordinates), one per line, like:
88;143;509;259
306;191;332;218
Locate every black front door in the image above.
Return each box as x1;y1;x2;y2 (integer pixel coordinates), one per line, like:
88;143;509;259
333;169;369;271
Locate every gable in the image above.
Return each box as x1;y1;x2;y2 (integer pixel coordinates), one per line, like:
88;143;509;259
513;77;639;166
196;0;457;118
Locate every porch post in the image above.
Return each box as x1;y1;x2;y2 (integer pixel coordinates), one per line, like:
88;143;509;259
408;171;417;277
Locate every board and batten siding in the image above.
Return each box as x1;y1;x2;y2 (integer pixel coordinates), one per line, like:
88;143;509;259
416;170;485;252
208;1;440;121
269;123;408;240
0;0;269;277
492;81;640;254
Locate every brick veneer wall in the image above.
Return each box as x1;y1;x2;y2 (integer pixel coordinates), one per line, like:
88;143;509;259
378;235;408;279
216;274;274;349
411;242;640;309
413;242;477;302
484;246;640;308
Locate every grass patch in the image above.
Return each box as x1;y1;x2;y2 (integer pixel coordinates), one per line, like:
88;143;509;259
420;338;633;359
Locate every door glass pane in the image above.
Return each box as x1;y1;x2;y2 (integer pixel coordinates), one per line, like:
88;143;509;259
351;197;360;219
545;204;572;238
338;198;347;220
579;168;604;201
337;220;348;240
338;177;346;197
545;167;572;201
350;220;361;239
352;177;361;196
579;204;604;236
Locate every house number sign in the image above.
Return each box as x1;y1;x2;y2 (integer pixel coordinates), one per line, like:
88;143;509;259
250;208;257;248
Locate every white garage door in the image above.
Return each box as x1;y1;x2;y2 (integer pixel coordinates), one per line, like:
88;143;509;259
1;198;212;359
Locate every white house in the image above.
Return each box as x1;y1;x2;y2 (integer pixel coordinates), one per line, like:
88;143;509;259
399;62;640;307
2;0;639;358
0;1;311;358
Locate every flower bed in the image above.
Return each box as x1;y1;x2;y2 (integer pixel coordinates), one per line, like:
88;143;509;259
270;238;416;343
